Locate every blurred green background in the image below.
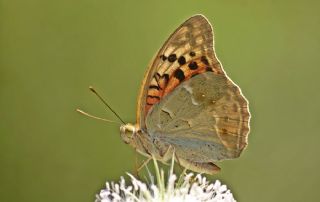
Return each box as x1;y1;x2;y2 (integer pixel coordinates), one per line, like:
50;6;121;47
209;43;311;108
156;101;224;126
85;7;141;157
1;0;320;201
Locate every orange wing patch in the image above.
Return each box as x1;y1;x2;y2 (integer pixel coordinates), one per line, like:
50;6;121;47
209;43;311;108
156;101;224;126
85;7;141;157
145;53;222;115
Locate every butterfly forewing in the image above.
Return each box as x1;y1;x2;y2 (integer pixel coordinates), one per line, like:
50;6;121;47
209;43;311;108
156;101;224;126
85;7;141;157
137;15;224;130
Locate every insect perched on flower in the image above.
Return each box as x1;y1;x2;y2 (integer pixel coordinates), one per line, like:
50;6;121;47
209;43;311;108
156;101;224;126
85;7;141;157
119;15;250;175
79;15;250;175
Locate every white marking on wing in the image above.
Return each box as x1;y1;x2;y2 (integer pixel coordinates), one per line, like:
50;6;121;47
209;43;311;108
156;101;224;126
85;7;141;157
183;85;199;106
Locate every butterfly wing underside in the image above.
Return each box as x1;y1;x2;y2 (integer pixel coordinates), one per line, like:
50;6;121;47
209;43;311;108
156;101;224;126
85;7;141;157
136;15;250;161
136;15;223;129
146;72;250;160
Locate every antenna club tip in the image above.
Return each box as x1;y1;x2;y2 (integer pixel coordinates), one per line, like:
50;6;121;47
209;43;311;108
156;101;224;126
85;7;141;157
89;86;95;92
76;109;85;114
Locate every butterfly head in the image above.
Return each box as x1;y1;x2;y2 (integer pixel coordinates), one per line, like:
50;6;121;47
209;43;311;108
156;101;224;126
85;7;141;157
120;123;138;145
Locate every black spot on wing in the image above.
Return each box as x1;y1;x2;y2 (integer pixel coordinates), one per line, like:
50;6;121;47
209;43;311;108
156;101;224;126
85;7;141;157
189;51;196;57
201;56;209;65
178;56;186;65
206;67;213;72
149;85;160;90
162;74;169;82
168;54;177;62
188;61;198;70
174;69;185;81
160;55;167;61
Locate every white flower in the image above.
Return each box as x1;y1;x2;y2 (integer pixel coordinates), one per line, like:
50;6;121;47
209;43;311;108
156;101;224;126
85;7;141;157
95;158;236;202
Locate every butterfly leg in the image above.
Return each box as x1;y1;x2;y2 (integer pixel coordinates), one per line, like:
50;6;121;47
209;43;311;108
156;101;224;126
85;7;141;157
173;152;186;171
159;145;175;162
136;157;152;173
178;158;221;175
133;149;152;178
159;145;185;173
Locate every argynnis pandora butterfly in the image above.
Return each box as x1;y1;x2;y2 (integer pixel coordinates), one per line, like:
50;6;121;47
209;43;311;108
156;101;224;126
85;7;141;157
119;15;250;175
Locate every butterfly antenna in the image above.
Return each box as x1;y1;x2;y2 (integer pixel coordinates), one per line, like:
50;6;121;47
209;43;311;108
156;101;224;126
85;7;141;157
76;109;121;124
89;86;126;124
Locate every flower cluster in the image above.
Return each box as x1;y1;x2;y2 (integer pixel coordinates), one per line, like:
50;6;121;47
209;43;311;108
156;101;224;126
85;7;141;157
95;159;236;202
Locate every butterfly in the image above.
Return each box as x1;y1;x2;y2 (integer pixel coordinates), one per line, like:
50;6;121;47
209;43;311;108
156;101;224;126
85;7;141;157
120;15;250;175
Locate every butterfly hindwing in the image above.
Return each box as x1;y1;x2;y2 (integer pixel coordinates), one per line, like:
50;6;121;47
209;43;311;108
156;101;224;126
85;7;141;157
145;72;250;161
